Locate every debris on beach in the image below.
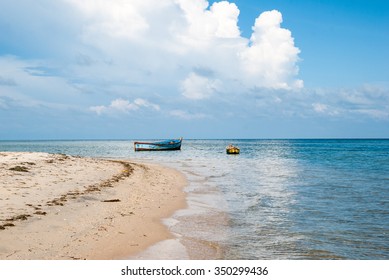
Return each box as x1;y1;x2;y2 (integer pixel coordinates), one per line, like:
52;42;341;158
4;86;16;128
102;199;121;203
9;166;29;172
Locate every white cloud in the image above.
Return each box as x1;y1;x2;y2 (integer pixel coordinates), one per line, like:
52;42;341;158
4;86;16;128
307;86;389;119
90;98;160;115
239;10;302;89
176;0;241;46
65;0;149;41
2;1;307;124
133;98;161;111
210;1;241;38
63;0;302;95
312;103;328;113
312;102;339;116
109;99;139;112
181;72;221;100
88;105;106;115
2;1;388;139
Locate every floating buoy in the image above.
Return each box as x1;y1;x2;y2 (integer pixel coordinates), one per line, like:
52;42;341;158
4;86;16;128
226;145;240;154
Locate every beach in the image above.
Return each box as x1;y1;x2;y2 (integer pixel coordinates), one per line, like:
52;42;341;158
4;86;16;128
0;152;187;260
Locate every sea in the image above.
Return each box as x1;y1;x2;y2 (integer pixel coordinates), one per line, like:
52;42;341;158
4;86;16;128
1;139;388;260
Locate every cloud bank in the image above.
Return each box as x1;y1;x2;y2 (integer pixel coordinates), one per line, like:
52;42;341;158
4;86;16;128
1;0;387;139
0;0;305;117
69;0;302;97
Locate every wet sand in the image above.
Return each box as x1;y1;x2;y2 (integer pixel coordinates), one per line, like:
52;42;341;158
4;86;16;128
0;152;186;259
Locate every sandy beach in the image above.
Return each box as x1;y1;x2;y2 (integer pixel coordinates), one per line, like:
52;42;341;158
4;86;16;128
0;152;186;260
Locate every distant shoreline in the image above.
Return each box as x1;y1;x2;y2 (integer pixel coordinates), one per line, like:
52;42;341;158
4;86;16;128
0;152;187;260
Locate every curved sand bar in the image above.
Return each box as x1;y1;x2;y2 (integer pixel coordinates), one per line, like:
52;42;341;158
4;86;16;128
0;152;186;260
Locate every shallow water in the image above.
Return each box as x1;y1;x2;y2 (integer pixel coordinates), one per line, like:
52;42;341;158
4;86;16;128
1;139;388;259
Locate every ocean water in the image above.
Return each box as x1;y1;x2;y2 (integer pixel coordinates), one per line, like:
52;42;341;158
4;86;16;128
1;139;388;259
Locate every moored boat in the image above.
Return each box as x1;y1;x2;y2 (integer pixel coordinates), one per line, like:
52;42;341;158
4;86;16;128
226;144;240;154
134;138;183;151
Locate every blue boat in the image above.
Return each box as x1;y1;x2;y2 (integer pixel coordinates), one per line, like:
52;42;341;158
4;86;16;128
134;138;183;151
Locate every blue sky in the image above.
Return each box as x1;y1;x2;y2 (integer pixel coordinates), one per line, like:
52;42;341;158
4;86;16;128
1;0;388;140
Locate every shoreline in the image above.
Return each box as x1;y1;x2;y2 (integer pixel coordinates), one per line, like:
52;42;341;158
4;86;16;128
0;152;187;260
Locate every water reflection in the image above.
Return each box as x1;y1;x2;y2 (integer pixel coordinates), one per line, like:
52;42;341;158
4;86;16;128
219;141;301;259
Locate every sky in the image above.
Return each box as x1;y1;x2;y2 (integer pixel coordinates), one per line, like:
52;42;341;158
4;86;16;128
0;0;388;140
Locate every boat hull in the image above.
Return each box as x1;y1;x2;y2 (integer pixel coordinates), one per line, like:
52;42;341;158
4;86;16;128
134;138;182;151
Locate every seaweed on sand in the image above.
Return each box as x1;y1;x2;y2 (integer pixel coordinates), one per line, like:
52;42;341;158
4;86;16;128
9;166;29;172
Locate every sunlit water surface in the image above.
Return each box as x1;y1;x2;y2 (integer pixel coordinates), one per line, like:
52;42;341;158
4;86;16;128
1;139;388;259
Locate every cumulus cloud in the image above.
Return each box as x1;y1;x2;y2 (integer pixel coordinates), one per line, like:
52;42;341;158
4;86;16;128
65;0;149;41
1;0;306;131
90;98;160;115
181;72;221;100
239;10;302;89
3;1;387;125
174;4;303;93
176;0;241;45
63;0;302;96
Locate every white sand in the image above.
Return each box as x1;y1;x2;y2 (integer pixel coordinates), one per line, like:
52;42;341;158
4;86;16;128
0;152;186;259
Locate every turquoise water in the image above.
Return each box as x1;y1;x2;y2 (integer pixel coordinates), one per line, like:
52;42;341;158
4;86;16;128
1;139;388;259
